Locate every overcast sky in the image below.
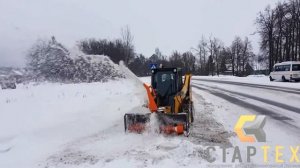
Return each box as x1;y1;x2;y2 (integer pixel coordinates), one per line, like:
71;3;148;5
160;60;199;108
0;0;280;67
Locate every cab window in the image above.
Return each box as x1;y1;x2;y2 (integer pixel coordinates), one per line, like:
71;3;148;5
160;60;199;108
292;64;300;71
275;65;290;71
283;65;290;71
275;66;280;71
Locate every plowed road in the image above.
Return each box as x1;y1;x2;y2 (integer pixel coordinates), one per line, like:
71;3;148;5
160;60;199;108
192;78;300;133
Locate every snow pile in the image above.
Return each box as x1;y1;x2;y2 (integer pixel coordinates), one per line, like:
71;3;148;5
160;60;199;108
0;67;26;83
70;47;124;82
72;54;124;83
26;38;124;83
0;67;25;77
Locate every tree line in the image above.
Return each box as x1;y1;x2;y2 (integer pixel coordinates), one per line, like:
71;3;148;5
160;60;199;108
256;0;300;71
79;33;255;77
79;26;135;66
27;0;300;80
27;28;255;79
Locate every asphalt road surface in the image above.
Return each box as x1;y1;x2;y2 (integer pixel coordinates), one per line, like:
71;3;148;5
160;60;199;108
192;78;300;132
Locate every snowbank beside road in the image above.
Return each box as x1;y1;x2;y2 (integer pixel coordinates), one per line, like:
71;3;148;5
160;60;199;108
0;79;144;168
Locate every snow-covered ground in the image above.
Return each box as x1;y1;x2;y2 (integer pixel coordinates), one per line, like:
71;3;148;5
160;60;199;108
1;74;299;168
0;78;221;168
0;80;145;168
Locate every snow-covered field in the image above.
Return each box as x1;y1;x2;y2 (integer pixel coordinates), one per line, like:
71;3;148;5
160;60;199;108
1;75;300;168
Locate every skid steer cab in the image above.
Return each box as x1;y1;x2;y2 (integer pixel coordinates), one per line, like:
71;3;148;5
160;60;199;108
124;67;194;136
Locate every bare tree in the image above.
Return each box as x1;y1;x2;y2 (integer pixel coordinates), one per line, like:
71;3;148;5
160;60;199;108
182;51;196;72
212;38;223;76
256;0;300;71
121;26;135;65
169;51;183;68
193;35;208;75
242;37;255;75
256;6;275;71
231;36;243;76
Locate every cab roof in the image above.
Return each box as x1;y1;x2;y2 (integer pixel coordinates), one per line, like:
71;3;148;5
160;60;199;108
274;61;300;66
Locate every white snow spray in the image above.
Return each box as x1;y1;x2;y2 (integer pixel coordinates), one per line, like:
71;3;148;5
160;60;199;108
118;61;148;107
146;113;160;135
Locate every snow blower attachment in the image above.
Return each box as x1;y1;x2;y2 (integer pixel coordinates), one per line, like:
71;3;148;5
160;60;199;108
124;67;194;136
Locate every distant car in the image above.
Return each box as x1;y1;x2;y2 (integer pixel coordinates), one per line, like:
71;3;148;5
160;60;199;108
269;61;300;82
1;81;16;89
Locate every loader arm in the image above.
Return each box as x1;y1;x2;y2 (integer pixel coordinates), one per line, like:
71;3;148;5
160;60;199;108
174;73;192;113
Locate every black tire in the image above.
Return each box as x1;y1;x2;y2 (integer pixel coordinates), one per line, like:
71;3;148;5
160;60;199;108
282;76;287;82
269;76;274;81
188;101;194;123
191;103;194;123
184;112;190;137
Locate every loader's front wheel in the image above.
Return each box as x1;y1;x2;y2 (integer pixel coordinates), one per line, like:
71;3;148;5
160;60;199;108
189;101;194;123
184;129;190;137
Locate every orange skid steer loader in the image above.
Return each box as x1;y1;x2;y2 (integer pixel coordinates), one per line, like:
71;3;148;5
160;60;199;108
124;67;194;136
